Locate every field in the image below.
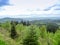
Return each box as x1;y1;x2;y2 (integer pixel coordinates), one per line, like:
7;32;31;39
0;20;60;45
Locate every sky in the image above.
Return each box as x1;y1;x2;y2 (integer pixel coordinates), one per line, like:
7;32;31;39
0;0;60;18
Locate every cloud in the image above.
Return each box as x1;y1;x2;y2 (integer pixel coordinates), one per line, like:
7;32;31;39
27;8;41;12
0;0;59;18
43;2;60;14
44;4;60;11
44;0;60;11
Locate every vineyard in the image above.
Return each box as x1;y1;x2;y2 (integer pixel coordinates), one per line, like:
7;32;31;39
0;21;60;45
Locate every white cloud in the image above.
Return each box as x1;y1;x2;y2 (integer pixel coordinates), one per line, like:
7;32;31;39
0;0;59;18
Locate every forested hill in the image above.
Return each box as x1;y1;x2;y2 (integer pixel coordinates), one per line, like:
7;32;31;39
0;17;60;23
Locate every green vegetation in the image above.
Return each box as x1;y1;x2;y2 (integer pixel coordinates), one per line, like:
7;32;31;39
0;21;60;45
23;25;39;45
10;21;18;39
0;40;7;45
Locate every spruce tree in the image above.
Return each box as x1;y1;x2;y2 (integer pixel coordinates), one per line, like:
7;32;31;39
10;21;17;39
23;25;39;45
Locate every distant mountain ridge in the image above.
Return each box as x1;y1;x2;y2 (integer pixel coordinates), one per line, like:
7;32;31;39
0;17;22;22
0;17;60;23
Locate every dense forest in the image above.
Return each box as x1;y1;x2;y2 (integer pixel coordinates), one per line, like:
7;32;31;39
0;20;60;45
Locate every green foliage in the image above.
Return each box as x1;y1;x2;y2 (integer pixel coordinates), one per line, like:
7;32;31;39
0;40;7;45
23;25;39;45
10;21;18;39
39;25;48;45
39;25;47;38
20;20;30;26
1;21;11;31
0;21;60;45
53;30;60;45
46;23;58;33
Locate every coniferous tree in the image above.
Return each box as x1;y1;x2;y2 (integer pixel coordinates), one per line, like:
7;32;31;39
23;25;39;45
10;21;17;39
46;23;58;33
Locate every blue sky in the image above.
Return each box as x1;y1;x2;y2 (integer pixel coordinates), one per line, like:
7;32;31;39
0;0;60;18
0;0;9;6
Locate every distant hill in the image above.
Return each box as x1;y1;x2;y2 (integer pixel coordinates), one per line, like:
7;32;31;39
0;17;23;23
0;17;60;23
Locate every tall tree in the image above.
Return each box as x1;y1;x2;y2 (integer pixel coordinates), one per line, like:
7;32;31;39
23;25;39;45
10;21;18;39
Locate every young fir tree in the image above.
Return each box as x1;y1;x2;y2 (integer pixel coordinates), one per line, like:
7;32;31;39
39;25;49;45
23;25;39;45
